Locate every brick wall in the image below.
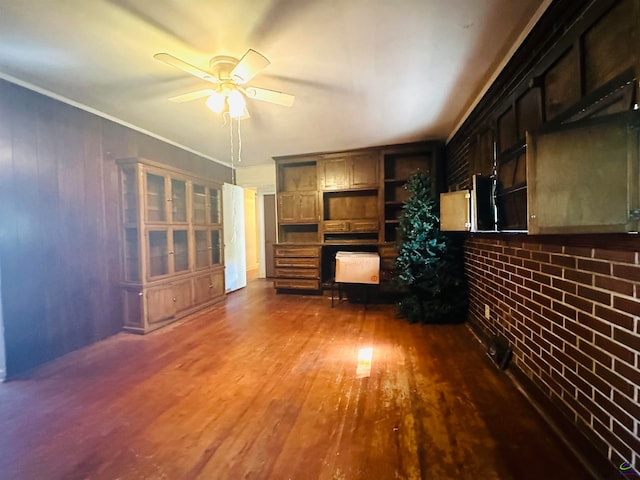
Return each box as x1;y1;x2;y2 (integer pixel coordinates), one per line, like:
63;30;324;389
465;235;640;468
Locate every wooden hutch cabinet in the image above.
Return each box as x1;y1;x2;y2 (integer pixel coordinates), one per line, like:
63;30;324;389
273;142;443;293
117;158;225;333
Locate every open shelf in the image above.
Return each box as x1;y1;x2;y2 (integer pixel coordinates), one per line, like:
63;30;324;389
278;161;317;192
279;224;319;243
384;152;434;180
382;149;440;242
323;189;378;220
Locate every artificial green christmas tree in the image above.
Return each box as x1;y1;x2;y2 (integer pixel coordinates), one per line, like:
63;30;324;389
394;171;467;323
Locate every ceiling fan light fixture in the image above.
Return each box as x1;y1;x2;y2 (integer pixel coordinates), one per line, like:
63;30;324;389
156;49;294;118
227;89;247;119
205;90;226;113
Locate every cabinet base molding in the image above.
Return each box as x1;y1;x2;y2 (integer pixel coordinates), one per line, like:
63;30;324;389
122;295;225;334
121;268;225;334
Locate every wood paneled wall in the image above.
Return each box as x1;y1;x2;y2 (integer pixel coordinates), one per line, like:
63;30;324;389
445;0;640;475
0;79;231;377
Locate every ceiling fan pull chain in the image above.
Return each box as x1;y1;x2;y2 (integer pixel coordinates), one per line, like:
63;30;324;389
237;118;242;163
229;115;236;184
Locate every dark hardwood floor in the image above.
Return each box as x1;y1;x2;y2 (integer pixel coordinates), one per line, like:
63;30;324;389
0;279;591;479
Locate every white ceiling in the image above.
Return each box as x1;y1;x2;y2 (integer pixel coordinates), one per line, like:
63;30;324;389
0;0;548;168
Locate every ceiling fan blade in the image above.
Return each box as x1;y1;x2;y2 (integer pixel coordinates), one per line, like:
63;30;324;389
230;49;270;84
154;53;219;85
243;86;295;107
168;89;215;103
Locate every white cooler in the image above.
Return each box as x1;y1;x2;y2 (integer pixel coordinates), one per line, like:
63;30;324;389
334;251;380;284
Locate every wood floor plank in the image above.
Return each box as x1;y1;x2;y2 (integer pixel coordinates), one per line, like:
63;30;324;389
0;280;591;480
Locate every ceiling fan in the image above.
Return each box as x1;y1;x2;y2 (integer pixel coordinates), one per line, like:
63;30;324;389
154;49;295;119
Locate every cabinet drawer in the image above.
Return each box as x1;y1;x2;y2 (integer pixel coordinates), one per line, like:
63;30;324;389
274;278;320;290
378;245;398;258
274;245;320;257
350;220;378;232
275;257;320;268
323;220;349;232
275;267;319;279
323;220;378;233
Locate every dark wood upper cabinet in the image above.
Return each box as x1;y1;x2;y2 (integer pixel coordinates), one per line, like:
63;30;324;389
279;162;317;191
544;47;581;122
318;153;379;190
276;192;297;222
469;127;495;177
527;111;640;234
583;0;637;95
277;192;318;224
349;153;379;188
498;107;518;153
278;192;318;223
298;192;319;222
318;158;348;190
517;88;543;140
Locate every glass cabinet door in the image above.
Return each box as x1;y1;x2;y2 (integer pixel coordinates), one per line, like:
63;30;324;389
209;188;221;224
210;229;222;265
148;230;169;277
194;229;209;268
171;178;187;222
192;184;207;224
172;229;189;272
121;167;138;225
124;228;139;281
146;173;167;222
